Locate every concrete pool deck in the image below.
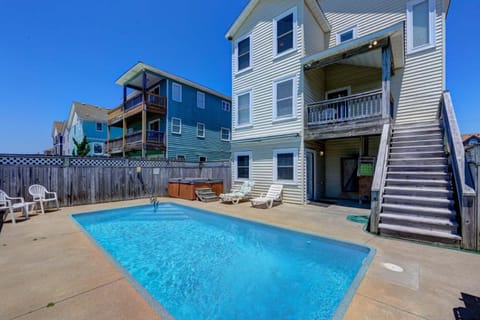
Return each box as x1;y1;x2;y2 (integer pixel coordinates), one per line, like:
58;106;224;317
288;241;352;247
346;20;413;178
1;198;479;320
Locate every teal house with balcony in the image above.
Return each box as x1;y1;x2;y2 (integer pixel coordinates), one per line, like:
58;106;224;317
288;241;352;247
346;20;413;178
107;62;231;161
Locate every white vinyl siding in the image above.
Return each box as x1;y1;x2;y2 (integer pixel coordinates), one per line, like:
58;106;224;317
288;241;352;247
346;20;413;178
197;122;205;138
235;33;252;73
197;91;205;109
171;117;181;134
236;90;252;127
406;0;436;54
172;82;182;102
273;76;297;121
273;7;297;57
231;0;303;142
321;0;445;124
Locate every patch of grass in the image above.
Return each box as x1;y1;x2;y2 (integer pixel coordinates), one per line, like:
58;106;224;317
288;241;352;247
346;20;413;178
46;302;55;308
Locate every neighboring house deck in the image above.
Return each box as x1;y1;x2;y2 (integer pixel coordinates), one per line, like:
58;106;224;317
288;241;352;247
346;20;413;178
106;62;231;161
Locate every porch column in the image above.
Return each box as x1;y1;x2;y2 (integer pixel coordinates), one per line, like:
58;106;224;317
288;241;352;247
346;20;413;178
381;45;392;120
122;86;127;158
141;71;147;158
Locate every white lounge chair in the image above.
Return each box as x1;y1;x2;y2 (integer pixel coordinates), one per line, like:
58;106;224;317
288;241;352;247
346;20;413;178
250;184;283;209
219;181;255;204
28;184;59;214
0;189;32;224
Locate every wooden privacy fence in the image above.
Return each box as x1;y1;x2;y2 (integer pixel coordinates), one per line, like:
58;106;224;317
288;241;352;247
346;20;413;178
0;154;231;207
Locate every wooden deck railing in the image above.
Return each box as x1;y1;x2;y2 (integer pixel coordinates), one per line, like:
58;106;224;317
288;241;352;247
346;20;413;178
307;89;383;126
125;93;166;111
107;131;165;153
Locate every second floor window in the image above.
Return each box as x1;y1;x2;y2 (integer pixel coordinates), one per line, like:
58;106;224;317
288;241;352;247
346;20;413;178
197;91;205;109
274;8;297;56
171;117;182;134
172;82;182;102
197;122;205;138
237;91;252;127
96;122;103;131
407;0;435;53
236;35;251;72
222;100;231;112
274;77;295;120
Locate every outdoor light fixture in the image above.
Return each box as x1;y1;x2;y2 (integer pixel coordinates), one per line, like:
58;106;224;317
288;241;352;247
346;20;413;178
368;40;379;49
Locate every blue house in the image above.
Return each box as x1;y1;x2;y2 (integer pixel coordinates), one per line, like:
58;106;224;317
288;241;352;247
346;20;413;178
107;62;231;161
65;102;122;156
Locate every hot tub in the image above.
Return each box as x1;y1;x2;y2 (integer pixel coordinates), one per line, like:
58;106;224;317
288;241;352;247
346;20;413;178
168;178;224;200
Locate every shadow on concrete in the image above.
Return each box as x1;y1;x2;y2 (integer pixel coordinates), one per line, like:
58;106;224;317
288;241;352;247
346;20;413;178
453;292;480;320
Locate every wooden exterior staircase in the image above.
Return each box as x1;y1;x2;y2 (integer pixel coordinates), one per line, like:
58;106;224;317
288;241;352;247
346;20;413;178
377;121;462;245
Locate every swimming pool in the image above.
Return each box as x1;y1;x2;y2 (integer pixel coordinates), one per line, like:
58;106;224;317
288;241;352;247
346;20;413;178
72;203;374;320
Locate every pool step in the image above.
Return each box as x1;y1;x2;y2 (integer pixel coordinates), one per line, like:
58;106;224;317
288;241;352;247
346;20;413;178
195;188;219;202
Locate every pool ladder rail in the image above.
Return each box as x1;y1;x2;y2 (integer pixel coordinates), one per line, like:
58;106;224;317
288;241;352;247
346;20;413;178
150;196;160;209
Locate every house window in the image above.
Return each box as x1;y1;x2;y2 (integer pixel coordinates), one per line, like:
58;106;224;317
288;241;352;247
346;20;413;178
222;100;231;112
336;26;358;44
234;151;252;180
93;143;103;154
274;8;297;56
197;122;205;138
171;117;182;134
172;82;182;102
273;77;296;120
221;128;231;141
197;91;205;109
236;34;251;72
176;155;186;161
274;148;298;183
407;0;435;53
237;90;252;127
199;156;207;162
96;122;103;131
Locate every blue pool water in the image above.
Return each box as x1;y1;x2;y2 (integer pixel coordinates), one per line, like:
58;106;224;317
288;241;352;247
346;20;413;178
72;203;374;320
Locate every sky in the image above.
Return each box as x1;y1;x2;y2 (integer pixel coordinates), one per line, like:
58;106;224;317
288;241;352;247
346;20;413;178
0;0;477;154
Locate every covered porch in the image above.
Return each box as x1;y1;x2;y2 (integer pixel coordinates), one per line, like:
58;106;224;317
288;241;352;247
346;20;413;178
303;23;404;140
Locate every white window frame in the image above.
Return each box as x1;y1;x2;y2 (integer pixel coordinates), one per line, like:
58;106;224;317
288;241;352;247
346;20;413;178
222;100;231;112
273;148;298;184
172;82;182;102
236;89;253;128
272;75;297;121
197;122;205;138
234;151;252;181
95;122;103;132
235;33;252;74
325;86;352;99
197;91;205;109
273;7;297;58
148;119;160;131
171;117;182;134
406;0;436;54
336;25;358;45
92;142;103;155
221;127;231;141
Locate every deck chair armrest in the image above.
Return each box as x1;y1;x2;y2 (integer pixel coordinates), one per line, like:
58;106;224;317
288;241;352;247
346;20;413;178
45;191;57;197
6;196;24;204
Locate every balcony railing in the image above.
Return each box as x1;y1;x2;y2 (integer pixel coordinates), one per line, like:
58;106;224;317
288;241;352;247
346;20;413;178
124;93;166;111
107;131;165;153
307;90;383;126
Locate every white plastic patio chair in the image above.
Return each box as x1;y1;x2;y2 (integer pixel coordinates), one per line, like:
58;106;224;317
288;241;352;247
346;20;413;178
250;184;283;209
0;189;31;224
219;181;255;204
28;184;59;214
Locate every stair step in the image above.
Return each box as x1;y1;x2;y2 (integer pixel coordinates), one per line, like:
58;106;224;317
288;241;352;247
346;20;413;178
388;157;447;165
393;126;442;135
383;194;454;208
385;178;450;187
381;203;456;217
393;121;440;130
384;186;452;198
378;223;461;241
390;145;444;153
387;171;449;180
380;213;458;232
387;164;448;172
391;139;444;147
389;150;445;158
392;133;442;142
